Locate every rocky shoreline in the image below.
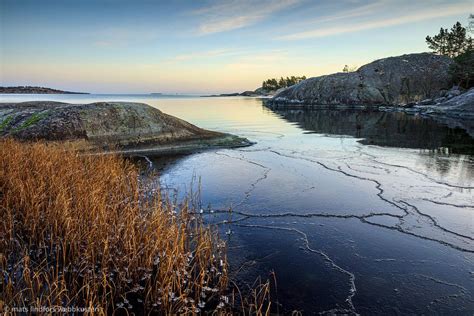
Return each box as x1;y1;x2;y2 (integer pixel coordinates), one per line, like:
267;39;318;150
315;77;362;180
0;101;252;155
381;88;474;116
262;52;474;137
266;87;473;113
383;88;474;137
265;88;474;138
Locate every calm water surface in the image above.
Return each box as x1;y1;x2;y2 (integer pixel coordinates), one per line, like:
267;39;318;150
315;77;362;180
2;94;474;314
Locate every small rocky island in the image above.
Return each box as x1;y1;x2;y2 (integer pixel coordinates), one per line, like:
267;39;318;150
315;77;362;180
0;86;88;94
0;101;251;155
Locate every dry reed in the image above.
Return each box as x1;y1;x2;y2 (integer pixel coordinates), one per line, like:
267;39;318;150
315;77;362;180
0;139;234;314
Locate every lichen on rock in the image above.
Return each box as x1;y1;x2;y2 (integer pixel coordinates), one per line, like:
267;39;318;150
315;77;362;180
0;101;252;155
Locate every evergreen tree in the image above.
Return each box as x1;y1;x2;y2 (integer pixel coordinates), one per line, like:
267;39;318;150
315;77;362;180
279;77;286;88
426;21;473;57
261;75;307;91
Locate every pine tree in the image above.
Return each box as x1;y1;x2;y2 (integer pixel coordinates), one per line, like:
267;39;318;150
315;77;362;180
261;76;307;91
426;21;472;57
278;77;286;88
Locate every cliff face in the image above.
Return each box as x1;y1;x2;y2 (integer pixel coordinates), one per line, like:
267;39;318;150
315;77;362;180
269;53;453;107
0;101;250;154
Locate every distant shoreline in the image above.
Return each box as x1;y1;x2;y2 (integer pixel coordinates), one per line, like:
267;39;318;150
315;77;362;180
0;86;89;94
203;91;274;98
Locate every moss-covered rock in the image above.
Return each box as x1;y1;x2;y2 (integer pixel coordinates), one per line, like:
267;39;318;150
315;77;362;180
0;101;251;155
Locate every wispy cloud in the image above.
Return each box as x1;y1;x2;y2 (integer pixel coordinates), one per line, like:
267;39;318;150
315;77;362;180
312;0;391;24
194;0;302;35
278;1;472;40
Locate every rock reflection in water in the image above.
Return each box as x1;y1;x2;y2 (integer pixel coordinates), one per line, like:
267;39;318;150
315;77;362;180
273;109;474;154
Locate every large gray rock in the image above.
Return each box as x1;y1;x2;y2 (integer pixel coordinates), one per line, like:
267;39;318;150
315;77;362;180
269;53;453;107
423;88;474;118
0;101;251;155
439;88;474;110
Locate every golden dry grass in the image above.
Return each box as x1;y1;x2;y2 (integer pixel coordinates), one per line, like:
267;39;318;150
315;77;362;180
0;139;235;314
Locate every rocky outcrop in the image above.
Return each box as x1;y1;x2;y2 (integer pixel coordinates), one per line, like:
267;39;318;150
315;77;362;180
0;101;251;155
268;53;453;107
437;88;474;113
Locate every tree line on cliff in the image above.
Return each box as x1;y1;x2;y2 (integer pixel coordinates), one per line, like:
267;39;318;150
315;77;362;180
261;76;307;91
426;14;473;88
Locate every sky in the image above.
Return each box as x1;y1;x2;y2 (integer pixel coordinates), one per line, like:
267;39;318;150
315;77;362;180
0;0;472;94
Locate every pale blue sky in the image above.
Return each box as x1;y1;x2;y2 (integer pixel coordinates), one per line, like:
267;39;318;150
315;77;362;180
0;0;472;94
